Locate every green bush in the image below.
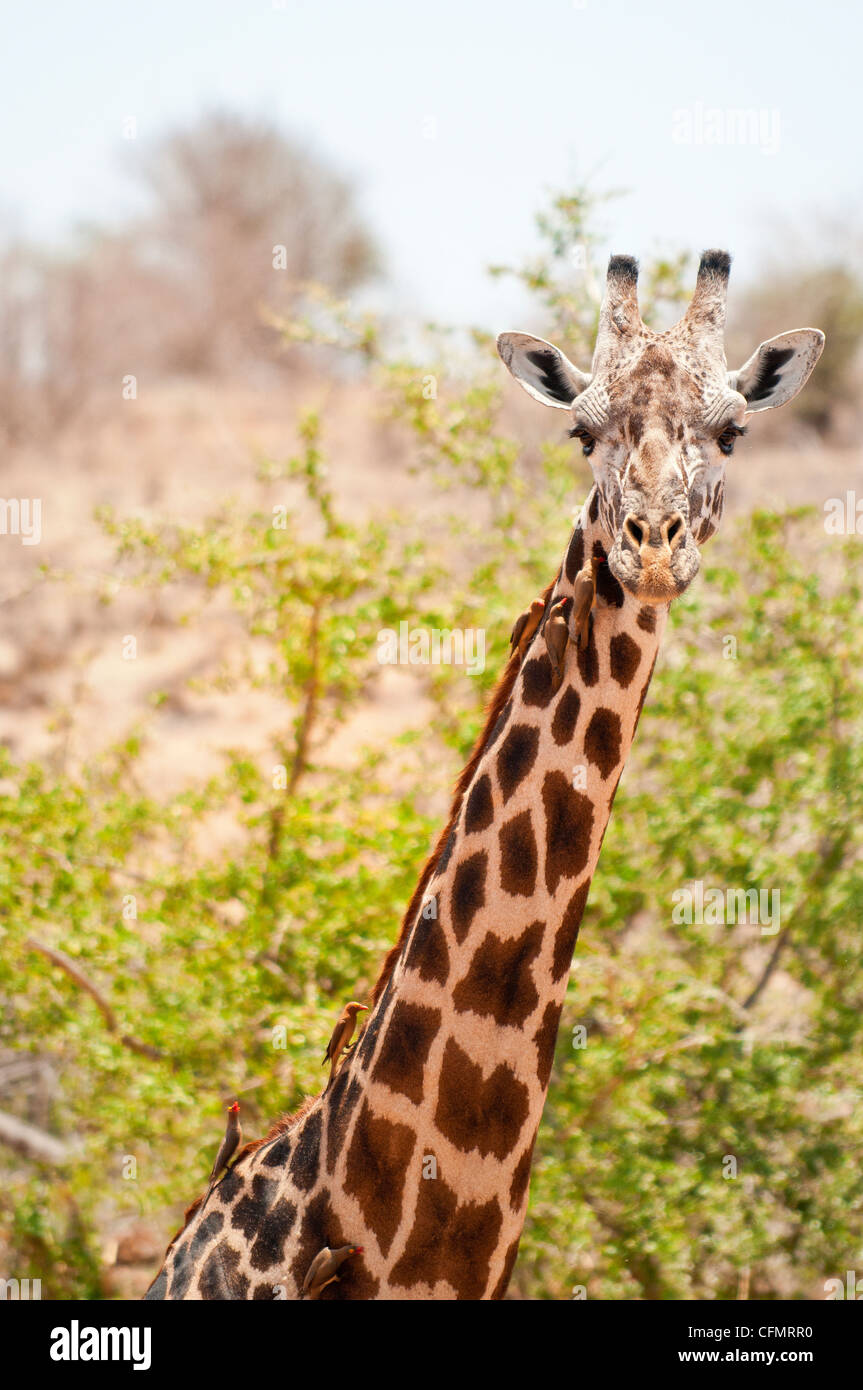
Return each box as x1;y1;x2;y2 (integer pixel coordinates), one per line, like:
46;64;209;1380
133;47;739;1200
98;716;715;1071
2;192;860;1300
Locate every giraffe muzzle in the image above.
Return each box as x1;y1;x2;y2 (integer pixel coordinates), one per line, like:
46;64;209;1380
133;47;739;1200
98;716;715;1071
609;508;701;603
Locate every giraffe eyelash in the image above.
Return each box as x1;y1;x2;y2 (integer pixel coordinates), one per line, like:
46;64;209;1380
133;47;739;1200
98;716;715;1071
568;426;596;457
716;423;747;456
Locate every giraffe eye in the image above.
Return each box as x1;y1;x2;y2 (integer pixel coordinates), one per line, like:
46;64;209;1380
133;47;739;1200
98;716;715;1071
569;425;596;457
716;423;747;456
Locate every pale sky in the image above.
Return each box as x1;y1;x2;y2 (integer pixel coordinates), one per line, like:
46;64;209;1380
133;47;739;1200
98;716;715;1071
0;0;858;330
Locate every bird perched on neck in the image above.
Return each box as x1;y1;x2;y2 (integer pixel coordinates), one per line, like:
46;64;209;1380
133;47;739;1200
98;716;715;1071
323;1001;368;1089
200;1101;241;1212
301;1244;364;1300
510;595;547;662
512;554;603;696
570;555;604;648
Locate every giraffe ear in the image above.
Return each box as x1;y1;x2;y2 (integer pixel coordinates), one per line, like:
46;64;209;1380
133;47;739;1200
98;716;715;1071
497;332;591;410
728;329;825;413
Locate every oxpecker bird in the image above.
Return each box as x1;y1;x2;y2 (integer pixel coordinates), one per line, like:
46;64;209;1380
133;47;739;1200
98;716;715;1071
201;1101;242;1211
302;1244;364;1300
570;555;604;648
323;1001;368;1088
510;595;546;661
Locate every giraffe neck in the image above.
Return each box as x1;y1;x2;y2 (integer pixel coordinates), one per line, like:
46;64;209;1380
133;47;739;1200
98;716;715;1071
335;496;666;1296
146;492;667;1302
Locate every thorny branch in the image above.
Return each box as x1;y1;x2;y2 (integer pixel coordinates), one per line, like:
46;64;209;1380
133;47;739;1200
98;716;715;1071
740;831;849;1013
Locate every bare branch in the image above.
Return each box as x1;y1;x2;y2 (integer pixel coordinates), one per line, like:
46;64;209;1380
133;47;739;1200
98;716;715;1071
0;1109;72;1165
741;924;793;1012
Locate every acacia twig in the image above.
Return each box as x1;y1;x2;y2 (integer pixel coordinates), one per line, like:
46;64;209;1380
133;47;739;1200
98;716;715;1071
741;832;848;1013
24;937;164;1061
24;843;163;887
288;599;323;797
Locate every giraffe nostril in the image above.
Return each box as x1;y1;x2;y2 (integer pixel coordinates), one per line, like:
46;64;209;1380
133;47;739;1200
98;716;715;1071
624;516;645;549
666;515;684;546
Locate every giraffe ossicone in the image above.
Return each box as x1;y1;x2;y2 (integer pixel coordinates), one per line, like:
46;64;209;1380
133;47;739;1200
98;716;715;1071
145;252;824;1301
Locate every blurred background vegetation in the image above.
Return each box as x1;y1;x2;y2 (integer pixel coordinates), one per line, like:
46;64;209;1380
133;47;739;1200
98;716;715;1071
1;111;862;1300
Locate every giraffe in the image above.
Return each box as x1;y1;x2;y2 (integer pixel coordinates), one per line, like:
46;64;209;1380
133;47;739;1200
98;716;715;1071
145;252;824;1301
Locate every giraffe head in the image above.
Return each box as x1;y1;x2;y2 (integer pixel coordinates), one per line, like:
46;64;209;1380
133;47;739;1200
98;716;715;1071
498;252;824;603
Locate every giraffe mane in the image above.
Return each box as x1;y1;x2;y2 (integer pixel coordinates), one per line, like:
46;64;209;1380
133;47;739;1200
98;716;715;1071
369;574;558;1007
161;1095;322;1253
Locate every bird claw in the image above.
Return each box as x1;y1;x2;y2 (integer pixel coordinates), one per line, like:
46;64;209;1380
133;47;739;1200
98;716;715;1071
571;609;592;649
544;600;570;694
